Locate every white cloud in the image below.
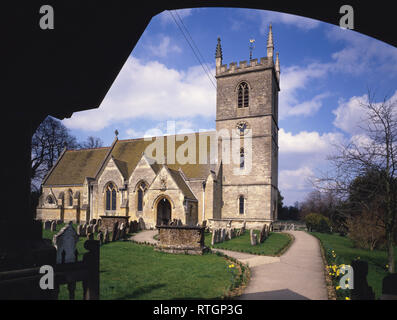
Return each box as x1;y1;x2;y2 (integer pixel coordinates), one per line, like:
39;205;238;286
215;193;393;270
332;90;397;135
147;36;181;57
279;63;331;119
258;10;320;32
158;9;193;24
326;26;397;75
279;167;314;191
279;128;343;154
63;57;216;131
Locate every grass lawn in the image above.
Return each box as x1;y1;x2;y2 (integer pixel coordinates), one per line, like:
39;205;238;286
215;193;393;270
311;232;397;299
204;230;292;256
43;224;243;300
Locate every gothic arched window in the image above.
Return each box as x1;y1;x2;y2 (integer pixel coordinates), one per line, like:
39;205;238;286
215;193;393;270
105;183;117;211
239;196;245;214
237;82;249;108
137;181;147;212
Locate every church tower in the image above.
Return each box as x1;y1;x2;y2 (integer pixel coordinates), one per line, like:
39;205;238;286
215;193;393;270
215;25;280;228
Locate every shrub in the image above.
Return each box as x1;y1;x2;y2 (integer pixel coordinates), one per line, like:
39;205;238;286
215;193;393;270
346;210;386;251
305;213;331;233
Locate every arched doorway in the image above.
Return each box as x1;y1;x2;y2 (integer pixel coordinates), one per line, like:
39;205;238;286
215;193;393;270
157;197;171;226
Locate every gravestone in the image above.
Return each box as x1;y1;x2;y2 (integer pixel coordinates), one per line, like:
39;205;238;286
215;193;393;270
251;233;258;246
177;219;182;226
77;224;83;236
250;229;257;246
87;233;94;240
241;220;246;233
50;221;57;232
93;223;99;233
52;222;79;264
350;260;375;300
44;220;51;230
97;231;103;245
380;273;397;300
81;224;87;237
211;230;216;246
112;222;120;241
87;225;93;234
202;220;207;228
138;218;145;230
104;229;110;243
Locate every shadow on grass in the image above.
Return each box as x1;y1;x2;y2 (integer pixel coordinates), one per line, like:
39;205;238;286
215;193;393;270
115;283;167;300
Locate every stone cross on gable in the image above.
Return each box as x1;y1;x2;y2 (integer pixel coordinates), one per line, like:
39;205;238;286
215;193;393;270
53;222;79;264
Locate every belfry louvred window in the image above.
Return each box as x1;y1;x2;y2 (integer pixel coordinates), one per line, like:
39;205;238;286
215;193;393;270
238;82;249;108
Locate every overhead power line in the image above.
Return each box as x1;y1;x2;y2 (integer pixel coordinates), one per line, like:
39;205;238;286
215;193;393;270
168;10;217;90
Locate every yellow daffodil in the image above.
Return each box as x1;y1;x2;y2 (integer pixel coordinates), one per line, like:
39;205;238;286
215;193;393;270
336;286;341;290
345;297;350;300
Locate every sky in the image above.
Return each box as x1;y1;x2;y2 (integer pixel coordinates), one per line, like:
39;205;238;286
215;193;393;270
61;7;397;206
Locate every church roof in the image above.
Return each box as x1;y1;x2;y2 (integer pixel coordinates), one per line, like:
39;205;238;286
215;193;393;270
167;167;197;200
43;132;216;186
44;147;110;186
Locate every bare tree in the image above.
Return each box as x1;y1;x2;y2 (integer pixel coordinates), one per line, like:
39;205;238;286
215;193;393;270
31;116;78;189
315;91;397;272
80;136;103;149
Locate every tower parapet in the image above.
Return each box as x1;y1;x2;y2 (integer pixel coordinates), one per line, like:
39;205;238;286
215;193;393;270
216;56;274;77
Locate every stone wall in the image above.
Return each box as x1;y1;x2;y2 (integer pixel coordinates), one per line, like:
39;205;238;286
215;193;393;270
156;225;207;255
100;216;130;233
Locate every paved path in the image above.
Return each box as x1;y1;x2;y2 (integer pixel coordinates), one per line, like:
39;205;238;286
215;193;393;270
236;231;328;300
130;230;158;245
131;230;327;300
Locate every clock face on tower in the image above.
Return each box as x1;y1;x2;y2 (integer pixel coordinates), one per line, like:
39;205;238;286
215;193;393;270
236;121;248;136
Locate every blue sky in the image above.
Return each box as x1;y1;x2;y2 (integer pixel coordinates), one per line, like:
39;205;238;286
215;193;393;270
62;8;397;205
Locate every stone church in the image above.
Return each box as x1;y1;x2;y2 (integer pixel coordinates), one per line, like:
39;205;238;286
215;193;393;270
36;25;280;230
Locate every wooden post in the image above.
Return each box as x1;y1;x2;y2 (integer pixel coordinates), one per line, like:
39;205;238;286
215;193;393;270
82;240;100;300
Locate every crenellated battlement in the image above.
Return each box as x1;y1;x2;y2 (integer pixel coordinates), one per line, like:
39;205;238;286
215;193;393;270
217;56;273;76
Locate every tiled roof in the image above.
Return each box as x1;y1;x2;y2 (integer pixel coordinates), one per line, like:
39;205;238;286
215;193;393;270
44;147;110;186
43;132;216;186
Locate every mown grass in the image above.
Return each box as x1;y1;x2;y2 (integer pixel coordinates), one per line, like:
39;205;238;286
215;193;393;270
204;230;292;256
311;232;397;299
43;224;243;300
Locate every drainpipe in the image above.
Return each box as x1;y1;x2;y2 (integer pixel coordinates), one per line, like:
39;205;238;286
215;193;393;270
202;181;206;223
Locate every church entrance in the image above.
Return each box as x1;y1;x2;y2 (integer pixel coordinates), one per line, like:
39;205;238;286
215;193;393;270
157;198;171;226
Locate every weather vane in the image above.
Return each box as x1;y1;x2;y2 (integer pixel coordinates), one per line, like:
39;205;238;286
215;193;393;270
249;38;255;60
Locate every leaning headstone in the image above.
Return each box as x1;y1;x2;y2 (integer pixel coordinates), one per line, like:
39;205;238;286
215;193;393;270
53;222;79;264
251;233;258;246
97;219;102;227
250;229;256;246
97;231;103;245
111;222;119;242
93;223;99;233
50;221;57;232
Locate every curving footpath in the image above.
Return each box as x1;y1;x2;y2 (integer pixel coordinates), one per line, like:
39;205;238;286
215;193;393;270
236;231;328;300
131;230;328;300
